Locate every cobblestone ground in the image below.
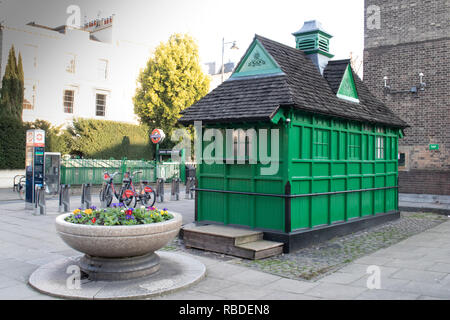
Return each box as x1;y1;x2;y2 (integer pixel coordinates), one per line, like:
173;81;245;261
162;212;448;281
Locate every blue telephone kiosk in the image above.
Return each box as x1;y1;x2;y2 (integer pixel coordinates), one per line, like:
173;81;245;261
25;129;46;209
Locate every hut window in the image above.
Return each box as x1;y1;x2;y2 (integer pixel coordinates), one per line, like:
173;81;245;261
232;130;254;161
313;129;330;159
376;136;385;159
348;133;361;160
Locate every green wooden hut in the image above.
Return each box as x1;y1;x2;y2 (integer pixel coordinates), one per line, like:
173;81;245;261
179;21;408;252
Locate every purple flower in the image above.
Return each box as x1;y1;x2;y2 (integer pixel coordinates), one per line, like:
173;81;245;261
163;208;168;211
90;206;97;210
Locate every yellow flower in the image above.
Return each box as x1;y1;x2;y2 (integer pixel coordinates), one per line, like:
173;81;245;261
84;209;93;215
73;209;81;215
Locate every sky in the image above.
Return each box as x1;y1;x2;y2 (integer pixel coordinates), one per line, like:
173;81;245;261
0;0;365;73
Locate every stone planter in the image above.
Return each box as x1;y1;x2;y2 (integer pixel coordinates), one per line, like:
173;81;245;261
55;212;182;281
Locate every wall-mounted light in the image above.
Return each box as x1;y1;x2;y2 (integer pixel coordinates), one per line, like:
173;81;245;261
419;72;426;90
382;73;426;95
383;76;390;90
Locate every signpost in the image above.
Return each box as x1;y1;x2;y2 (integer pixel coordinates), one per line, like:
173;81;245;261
150;129;165;162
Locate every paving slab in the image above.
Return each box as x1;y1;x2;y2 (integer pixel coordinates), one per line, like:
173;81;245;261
397;281;450;299
303;282;368;300
263;278;320;294
227;269;281;287
318;271;366;285
389;268;447;283
355;289;420;300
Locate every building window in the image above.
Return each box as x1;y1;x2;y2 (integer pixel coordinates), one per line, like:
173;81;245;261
65;54;76;74
23;84;36;110
398;153;406;167
348;133;361;160
376;136;385;159
63;90;74;114
398;151;409;171
95;93;107;116
313;129;329;159
98;59;108;80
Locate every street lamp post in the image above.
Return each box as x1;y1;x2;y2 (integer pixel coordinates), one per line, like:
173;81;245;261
222;38;238;83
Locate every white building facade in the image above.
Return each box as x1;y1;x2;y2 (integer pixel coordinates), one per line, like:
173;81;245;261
0;16;152;126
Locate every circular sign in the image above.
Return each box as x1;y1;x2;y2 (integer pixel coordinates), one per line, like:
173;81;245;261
151;129;165;144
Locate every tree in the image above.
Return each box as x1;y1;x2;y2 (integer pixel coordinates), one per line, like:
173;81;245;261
17;53;24;119
133;33;210;148
0;45;24;120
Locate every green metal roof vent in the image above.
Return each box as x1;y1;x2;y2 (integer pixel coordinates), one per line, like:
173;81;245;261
293;20;334;74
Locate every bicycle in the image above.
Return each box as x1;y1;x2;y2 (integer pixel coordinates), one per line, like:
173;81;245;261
13;175;26;200
99;171;122;207
120;171;156;208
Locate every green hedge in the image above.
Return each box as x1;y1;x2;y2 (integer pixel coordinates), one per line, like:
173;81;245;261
0;116;26;169
66;118;153;160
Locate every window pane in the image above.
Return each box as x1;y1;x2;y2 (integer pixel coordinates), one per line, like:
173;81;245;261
313;129;330;159
376;136;385;159
96;94;106;116
63;90;74;113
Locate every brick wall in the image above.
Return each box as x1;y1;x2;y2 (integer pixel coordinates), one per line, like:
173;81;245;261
399;170;450;195
363;0;450;195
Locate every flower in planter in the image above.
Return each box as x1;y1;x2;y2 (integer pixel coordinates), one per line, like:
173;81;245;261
65;206;173;226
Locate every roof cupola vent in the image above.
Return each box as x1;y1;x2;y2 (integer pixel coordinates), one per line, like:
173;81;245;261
293;20;334;74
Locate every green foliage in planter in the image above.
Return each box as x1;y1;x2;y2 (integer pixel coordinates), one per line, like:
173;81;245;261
66;118;153;159
65;205;173;226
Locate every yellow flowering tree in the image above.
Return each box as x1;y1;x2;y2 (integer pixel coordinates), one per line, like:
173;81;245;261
133;33;210;147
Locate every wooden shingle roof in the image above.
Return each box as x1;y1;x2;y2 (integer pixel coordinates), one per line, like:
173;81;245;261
179;35;407;128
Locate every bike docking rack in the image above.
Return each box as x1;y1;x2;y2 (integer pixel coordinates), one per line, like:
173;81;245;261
171;178;181;201
156;178;165;203
81;183;92;209
34;185;46;215
58;184;71;213
185;177;196;200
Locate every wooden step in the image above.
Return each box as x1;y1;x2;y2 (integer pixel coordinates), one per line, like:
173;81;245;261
236;240;284;260
182;225;284;260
